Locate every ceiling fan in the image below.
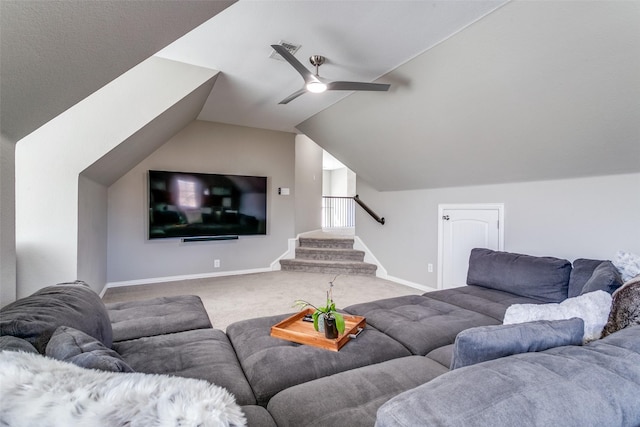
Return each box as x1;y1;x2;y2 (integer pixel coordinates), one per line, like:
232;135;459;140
271;44;390;105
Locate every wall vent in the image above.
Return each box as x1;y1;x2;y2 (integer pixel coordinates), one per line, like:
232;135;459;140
270;40;301;60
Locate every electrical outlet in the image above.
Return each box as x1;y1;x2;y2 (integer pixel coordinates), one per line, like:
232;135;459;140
428;263;433;273
214;259;220;268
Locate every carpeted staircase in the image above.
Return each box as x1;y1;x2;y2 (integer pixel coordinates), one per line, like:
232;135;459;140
280;236;377;276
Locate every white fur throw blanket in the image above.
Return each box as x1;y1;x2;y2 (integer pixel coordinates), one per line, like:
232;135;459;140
503;290;612;342
0;351;246;427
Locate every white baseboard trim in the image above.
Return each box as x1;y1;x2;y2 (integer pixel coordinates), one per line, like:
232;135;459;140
102;231;436;296
352;236;436;293
352;236;388;278
270;237;299;270
98;285;109;298
105;232;307;293
104;267;273;291
383;275;437;293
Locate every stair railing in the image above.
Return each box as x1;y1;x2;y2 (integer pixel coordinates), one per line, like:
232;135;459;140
322;196;356;228
354;195;385;225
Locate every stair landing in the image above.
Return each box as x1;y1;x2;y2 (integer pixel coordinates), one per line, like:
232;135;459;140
280;231;377;276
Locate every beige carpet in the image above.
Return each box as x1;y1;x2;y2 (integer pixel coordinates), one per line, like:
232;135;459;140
102;271;421;331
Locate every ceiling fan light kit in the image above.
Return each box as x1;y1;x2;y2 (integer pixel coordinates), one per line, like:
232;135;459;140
271;44;390;104
306;81;327;93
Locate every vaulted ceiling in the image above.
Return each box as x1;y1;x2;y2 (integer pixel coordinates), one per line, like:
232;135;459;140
154;0;506;133
0;0;235;142
1;0;505;140
298;1;640;190
2;0;639;191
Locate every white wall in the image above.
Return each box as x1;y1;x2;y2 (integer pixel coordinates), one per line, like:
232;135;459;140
107;121;296;284
15;57;218;298
323;167;356;197
356;173;640;288
0;135;16;306
294;134;322;235
77;175;108;289
333;169;348;196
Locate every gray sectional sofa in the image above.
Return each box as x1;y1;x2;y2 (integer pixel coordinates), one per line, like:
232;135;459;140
1;248;639;426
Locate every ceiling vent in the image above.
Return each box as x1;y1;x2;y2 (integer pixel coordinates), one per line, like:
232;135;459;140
270;40;301;60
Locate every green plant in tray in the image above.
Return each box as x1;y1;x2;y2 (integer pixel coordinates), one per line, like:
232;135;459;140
294;275;345;336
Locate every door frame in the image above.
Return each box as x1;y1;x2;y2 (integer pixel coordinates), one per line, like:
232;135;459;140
437;203;505;289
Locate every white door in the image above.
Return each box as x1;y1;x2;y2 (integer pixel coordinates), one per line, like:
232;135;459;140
438;204;504;289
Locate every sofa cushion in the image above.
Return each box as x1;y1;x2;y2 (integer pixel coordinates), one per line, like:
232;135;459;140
503;290;612;342
0;282;113;353
466;248;571;303
450;318;584;370
0;336;38;354
424;285;546;321
425;344;454;369
344;295;499;355
113;328;256;406
376;326;640;427
267;356;448;427
580;261;623;295
568;258;605;297
106;295;212;342
241;406;277;427
46;326;133;372
226;312;411;406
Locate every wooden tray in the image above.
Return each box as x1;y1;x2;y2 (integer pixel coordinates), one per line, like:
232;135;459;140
270;307;366;352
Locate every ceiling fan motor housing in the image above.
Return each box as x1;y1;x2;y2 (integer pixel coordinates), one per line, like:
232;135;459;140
309;55;325;67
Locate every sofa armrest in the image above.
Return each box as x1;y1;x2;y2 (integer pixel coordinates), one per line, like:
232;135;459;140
0;283;113;353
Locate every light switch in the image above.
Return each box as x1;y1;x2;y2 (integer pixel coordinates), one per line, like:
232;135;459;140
279;187;290;195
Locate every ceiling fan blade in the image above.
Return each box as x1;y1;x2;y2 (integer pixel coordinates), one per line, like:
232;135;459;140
327;81;391;92
271;44;318;84
278;88;308;105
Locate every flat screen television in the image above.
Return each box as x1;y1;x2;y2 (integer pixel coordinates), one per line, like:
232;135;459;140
148;170;267;239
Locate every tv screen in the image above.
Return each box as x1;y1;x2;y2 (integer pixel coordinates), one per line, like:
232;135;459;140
148;170;267;239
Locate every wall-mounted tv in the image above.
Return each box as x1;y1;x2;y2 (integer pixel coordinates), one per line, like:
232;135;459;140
148;170;267;239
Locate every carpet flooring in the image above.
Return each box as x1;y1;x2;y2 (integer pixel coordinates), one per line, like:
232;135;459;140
102;271;422;331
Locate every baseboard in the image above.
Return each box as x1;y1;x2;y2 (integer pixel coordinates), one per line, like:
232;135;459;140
103;231;436;294
98;285;109;298
384;275;437;293
104;267;273;290
352;236;437;293
269;236;300;271
352;236;388;277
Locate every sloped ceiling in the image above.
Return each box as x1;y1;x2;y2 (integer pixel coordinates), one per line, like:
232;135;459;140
298;1;640;191
0;0;235;142
3;1;638;193
156;0;506;133
80;61;220;187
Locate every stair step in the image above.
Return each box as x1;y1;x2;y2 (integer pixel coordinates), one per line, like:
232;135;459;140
295;247;365;262
299;237;354;250
280;259;377;276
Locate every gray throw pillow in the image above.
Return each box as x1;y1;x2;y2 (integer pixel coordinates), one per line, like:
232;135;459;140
466;248;571;303
451;318;584;370
0;336;39;354
46;326;133;373
581;261;624;295
568;258;605;298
